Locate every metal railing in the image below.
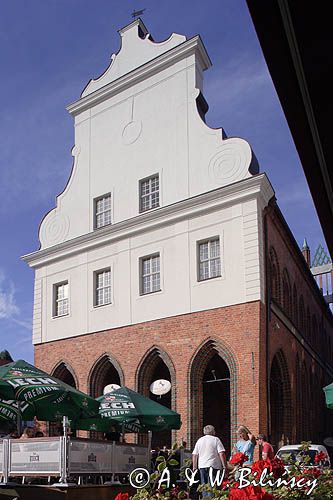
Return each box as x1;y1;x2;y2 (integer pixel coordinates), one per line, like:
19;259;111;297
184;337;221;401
0;436;150;485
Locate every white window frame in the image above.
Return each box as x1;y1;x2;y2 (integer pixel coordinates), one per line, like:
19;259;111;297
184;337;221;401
94;268;112;307
53;281;69;318
197;237;221;281
140;253;161;295
139;174;159;212
94;193;112;229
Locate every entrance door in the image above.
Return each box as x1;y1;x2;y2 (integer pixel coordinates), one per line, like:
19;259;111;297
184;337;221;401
203;354;231;456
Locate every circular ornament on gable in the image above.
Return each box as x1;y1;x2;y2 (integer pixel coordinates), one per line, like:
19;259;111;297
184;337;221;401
208;139;251;184
40;212;70;247
122;120;142;145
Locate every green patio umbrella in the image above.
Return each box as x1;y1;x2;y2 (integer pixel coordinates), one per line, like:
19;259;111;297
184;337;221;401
0;359;99;424
73;386;181;433
323;383;333;409
0;399;35;426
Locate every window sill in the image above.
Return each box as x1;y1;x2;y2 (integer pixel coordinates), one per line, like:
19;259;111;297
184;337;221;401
194;275;225;287
138;289;163;298
52;313;70;320
139;205;160;214
94;222;112;231
93;302;112;309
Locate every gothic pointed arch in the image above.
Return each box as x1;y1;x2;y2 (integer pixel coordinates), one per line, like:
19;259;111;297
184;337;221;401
88;353;124;398
306;307;311;344
136;346;176;401
51;361;77;388
136;346;176;448
312;315;318;350
299;295;305;336
49;361;78;436
302;362;310;440
268;246;281;304
282;268;292;318
295;354;302;441
293;283;298;327
188;338;237;454
270;349;292;448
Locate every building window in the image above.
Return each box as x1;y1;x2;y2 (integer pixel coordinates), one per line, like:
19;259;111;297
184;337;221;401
94;193;111;229
95;269;111;306
139;175;159;212
198;238;221;281
54;282;69;317
140;254;160;294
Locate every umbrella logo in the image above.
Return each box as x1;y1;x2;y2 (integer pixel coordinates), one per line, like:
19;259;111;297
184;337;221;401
88;453;97;462
10;370;24;377
104;395;115;401
156;416;165;424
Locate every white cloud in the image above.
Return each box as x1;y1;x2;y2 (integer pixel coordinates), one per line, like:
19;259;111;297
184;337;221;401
0;270;19;320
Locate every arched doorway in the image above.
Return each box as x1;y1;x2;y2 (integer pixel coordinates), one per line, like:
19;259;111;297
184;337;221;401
89;354;123;398
189;339;237;456
52;362;77;388
50;362;77;436
203;354;230;452
136;347;175;449
270;350;292;449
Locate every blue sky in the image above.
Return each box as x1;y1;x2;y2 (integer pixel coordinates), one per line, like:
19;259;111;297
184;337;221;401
0;0;326;364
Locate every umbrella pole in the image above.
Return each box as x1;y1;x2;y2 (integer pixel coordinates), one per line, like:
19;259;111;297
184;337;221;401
148;430;152;472
57;415;76;486
17;401;21;436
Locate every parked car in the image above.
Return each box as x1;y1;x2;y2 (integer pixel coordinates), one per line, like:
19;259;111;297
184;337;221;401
276;444;331;469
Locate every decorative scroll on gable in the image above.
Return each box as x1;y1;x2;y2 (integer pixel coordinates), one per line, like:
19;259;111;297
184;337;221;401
35;19;260;251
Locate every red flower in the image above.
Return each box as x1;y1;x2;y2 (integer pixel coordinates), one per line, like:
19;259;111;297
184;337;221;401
221;479;231;490
268;457;285;479
170;485;180;498
251;460;269;476
314;451;327;463
229;485;276;499
251;458;285;479
230;452;249;465
303;467;322;478
114;494;129;500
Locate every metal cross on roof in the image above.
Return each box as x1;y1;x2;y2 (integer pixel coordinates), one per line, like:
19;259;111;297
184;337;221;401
132;8;146;18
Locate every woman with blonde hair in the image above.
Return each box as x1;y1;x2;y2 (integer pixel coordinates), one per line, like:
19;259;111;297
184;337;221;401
231;425;256;465
19;427;35;439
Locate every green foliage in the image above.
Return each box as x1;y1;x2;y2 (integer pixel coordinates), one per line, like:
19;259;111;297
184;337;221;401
131;441;333;499
131;442;190;500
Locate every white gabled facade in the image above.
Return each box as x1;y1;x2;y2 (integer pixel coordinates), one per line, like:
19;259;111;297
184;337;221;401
23;19;274;345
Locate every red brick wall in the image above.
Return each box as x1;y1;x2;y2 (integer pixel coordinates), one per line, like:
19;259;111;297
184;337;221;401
266;205;333;446
35;301;264;450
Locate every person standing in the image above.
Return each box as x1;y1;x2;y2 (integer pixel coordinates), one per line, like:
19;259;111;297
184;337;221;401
192;425;227;496
232;425;256;465
257;434;274;460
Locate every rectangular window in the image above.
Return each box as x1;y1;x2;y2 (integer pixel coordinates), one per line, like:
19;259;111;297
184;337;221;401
94;193;111;229
95;269;111;306
198;238;221;281
54;282;69;317
140;254;160;295
139;175;159;212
